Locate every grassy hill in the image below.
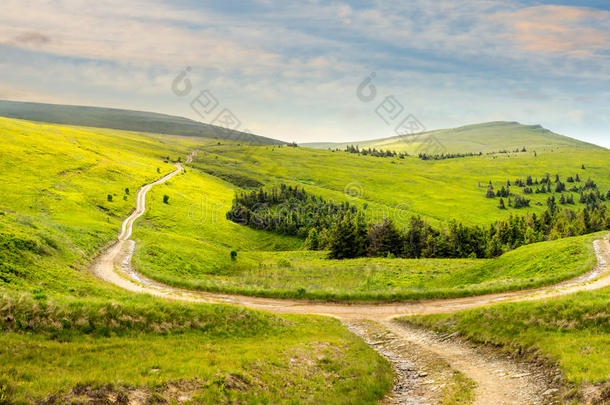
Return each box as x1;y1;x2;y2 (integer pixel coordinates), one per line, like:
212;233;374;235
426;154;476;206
0;117;390;404
0;99;284;145
0;115;608;402
303;121;604;154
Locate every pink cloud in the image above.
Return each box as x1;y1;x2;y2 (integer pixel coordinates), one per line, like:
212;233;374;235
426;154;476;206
496;5;610;56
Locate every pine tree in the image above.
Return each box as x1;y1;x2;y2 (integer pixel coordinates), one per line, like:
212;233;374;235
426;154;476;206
304;228;320;250
547;195;557;213
486;185;496;198
328;212;367;259
498;198;506;210
367;218;403;257
485;234;503;258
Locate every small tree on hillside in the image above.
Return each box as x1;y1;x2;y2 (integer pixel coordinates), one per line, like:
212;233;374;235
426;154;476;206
328;212;367;259
107;194;113;202
304;228;320;250
367;218;403;257
498;198;506;210
486;185;496;198
163;195;170;204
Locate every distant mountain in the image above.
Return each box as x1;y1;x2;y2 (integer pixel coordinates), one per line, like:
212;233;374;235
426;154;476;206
302;122;603;154
0;100;284;145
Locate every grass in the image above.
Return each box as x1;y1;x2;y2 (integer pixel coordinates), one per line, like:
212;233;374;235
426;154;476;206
192;141;610;227
0;295;391;404
302;121;602;154
0;115;608;402
0;117;393;403
442;371;477;405
398;287;610;400
134;168;602;301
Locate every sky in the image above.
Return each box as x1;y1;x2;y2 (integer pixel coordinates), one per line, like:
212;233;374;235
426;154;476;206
1;0;609;147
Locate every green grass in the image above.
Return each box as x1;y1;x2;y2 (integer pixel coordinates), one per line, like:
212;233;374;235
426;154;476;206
134;169;601;301
398;287;610;399
303;121;603;154
0;117;393;403
192;141;609;227
1;115;608;402
0;294;391;404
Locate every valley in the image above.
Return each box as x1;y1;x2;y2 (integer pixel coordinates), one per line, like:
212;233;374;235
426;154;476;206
0;115;608;404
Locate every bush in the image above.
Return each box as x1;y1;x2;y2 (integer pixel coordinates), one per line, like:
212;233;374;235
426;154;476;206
107;194;113;202
163;195;169;204
230;250;237;261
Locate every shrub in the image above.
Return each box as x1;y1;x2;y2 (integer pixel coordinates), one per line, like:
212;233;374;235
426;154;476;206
163;195;169;204
107;194;113;202
230;250;237;261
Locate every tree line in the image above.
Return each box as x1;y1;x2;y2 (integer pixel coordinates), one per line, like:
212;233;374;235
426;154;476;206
227;184;610;260
344;145;409;159
341;145;530;161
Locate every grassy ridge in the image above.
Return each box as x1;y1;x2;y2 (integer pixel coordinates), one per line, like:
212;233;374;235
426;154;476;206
0;100;284;145
302;121;603;154
399;285;610;400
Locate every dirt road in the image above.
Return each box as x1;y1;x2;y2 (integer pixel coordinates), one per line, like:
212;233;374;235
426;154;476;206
91;160;609;404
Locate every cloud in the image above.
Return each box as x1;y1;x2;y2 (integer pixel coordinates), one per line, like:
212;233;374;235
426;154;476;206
10;31;51;46
496;5;610;57
0;0;608;147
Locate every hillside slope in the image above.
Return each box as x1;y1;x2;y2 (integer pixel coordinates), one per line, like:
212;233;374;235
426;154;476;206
0;99;284;145
303;121;603;154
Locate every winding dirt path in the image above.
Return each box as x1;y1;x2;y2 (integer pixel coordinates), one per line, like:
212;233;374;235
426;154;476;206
90;160;610;405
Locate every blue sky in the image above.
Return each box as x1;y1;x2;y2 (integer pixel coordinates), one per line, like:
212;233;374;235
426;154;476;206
1;0;608;146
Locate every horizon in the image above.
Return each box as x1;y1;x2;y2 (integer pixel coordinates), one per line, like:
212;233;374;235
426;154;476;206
1;98;607;150
1;1;609;147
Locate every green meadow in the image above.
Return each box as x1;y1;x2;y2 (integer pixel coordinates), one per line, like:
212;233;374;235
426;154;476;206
0;115;608;403
0;117;390;403
132;137;606;300
189;140;610;226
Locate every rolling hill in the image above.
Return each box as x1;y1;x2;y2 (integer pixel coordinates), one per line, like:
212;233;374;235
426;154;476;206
302;121;604;154
0;99;284;145
0;115;608;403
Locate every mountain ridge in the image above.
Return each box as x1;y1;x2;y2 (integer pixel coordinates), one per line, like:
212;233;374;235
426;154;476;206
0;99;285;145
301;121;604;154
